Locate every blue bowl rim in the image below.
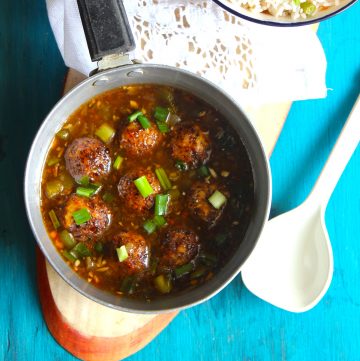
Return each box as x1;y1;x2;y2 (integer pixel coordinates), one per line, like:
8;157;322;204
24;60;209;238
213;0;358;26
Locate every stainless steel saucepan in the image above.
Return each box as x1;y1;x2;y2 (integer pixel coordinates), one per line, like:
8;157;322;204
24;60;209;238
24;0;271;313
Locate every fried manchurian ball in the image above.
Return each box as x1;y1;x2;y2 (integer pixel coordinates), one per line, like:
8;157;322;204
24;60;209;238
120;121;162;157
62;194;111;242
160;228;199;268
187;181;228;227
170;123;211;168
64;137;111;183
111;231;150;274
117;168;161;213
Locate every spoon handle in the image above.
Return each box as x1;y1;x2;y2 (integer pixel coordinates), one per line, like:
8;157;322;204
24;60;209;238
308;94;360;209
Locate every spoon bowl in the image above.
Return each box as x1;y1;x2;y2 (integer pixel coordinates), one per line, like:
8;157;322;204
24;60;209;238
242;95;360;312
242;202;333;312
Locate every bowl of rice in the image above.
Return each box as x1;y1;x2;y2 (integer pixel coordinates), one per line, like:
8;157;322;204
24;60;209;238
213;0;357;25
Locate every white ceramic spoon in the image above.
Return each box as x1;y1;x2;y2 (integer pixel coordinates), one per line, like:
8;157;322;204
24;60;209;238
242;95;360;312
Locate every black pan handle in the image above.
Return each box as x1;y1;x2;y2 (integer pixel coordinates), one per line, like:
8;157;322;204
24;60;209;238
76;0;136;61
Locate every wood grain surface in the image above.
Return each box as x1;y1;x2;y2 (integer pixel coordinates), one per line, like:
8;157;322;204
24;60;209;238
0;1;359;361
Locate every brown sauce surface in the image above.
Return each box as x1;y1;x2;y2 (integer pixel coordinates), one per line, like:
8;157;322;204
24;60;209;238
41;85;255;300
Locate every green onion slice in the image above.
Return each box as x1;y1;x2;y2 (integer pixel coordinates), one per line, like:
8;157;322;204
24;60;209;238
137;114;151;129
197;165;210;178
215;233;227;246
113;155;124;170
48;209;61;229
208;190;227;209
154;106;169;122
155;194;169;216
199;252;217;267
63;250;77;263
300;1;316;14
128;110;142;122
76;187;95;198
143;219;157;234
45;180;64;199
56;129;70;141
60;230;76;249
116;245;129;262
155;168;172;191
72;242;91;258
190;266;208;279
72;208;91;225
174;263;193;278
134;176;154;198
95;123;115;143
94;241;104;254
120;275;137;294
47;157;60;166
154;274;172;294
153;215;167;227
77;175;90;186
156;121;170;133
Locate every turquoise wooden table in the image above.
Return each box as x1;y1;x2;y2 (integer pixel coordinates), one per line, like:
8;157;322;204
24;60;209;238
0;1;359;360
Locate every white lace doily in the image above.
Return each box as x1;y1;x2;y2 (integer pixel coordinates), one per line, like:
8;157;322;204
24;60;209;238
46;0;327;104
124;0;256;93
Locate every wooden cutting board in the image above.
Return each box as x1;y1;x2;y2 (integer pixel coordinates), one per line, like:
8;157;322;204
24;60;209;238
36;68;290;361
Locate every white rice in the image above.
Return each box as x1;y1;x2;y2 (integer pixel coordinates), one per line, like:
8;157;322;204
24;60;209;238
226;0;341;19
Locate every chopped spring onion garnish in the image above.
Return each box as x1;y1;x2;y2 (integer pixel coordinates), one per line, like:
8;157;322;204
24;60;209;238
72;208;91;225
215;233;227;246
190;266;208;279
150;258;159;275
300;1;316;14
48;209;60;229
77;175;90;186
56;129;70;141
155;168;172;191
154;106;169;122
199;252;217;266
47;157;60;166
156;121;170;133
60;230;76;249
45;180;64;199
63;250;77;263
134;176;154;198
175;160;188;172
94;241;104;254
113;155;124;170
116;245;129;262
95;123;115;143
197;165;210;178
76;186;96;198
143;215;167;234
137;114;151;129
153;215;167;227
155;194;169;216
143;219;157;234
154;274;172;294
72;242;91;258
120;275;137;294
128;110;142;122
293;0;300;5
102;192;114;203
174;263;193;278
208;190;227;209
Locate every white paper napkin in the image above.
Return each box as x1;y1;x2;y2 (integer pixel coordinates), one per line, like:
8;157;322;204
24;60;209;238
45;0;327;104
